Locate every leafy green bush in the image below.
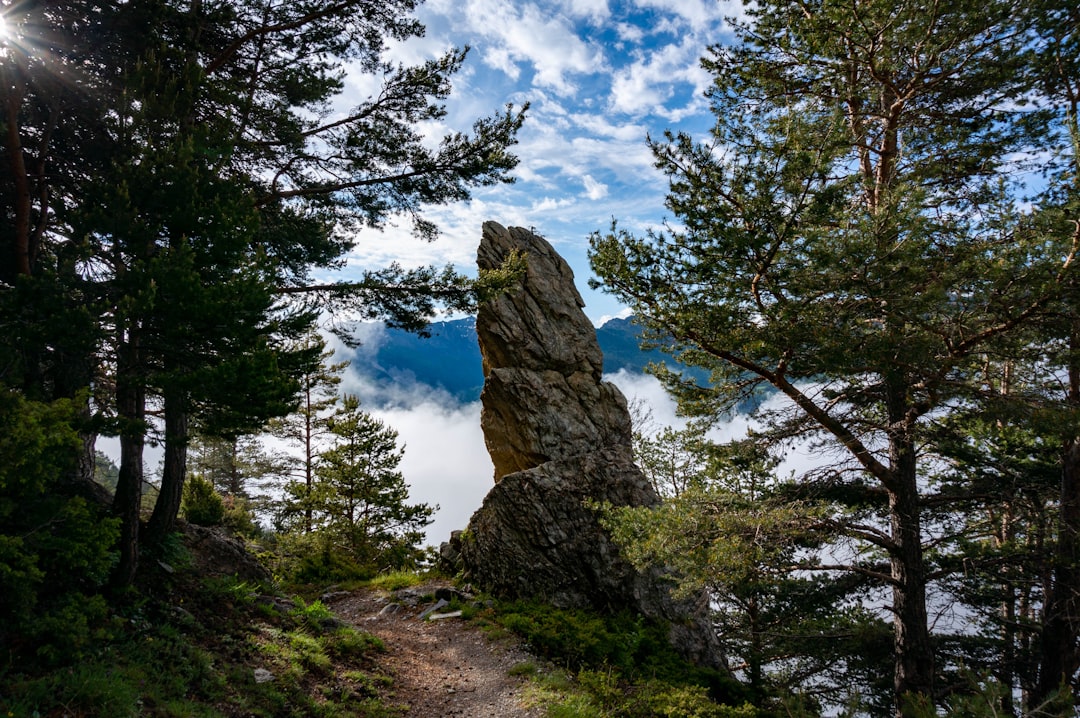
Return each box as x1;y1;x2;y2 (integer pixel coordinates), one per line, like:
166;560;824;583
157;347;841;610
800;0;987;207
222;493;262;537
638;684;758;717
182;474;225;526
496;601;682;678
22;592;112;665
0;391;120;668
2;659;142;717
292;541;374;584
524;668;760;718
494;599;752;714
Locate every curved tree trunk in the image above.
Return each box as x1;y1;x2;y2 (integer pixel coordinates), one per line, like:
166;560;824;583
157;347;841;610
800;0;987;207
146;389;189;545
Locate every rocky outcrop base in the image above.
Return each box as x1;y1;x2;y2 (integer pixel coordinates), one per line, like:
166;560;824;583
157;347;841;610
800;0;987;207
452;446;722;669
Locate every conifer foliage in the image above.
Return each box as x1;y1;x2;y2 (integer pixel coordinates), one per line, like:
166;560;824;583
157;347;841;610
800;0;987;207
310;395;434;572
0;0;522;675
591;0;1080;714
0;0;524;592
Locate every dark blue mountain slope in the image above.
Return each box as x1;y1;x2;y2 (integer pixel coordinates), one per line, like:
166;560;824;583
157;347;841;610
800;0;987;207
348;315;705;406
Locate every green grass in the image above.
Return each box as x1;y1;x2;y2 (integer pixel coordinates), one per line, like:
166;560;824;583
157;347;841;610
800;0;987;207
520;668;760;718
0;551;395;717
483;598;756;718
328;627;384;659
284;569;428;603
202;574;262;604
509;660;539;677
366;570;426;592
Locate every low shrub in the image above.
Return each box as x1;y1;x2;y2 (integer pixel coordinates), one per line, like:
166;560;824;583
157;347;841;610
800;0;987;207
0;392;121;670
493;599;751;715
525;668;761;718
495;600;691;680
182;474;225;526
292;543;374;585
222;494;262;537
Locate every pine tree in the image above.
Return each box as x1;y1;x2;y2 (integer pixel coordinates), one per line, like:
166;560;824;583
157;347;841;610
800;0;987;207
1025;2;1080;703
609;429;894;712
187;434;281;506
930;411;1059;713
0;391;120;667
1;0;525;585
590;1;1076;711
309;395;434;572
270;330;348;534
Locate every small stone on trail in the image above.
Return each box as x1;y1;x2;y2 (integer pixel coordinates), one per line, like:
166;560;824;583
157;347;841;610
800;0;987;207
429;611;464;620
254;595;297;614
418;599;449;620
253;668;274;684
318;616;346;631
393;588;426;606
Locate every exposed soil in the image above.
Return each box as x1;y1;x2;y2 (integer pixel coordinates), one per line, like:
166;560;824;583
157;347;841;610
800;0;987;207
328;581;544;717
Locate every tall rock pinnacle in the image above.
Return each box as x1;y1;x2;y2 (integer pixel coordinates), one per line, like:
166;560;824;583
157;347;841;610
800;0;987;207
476;222;633;480
451;221;725;670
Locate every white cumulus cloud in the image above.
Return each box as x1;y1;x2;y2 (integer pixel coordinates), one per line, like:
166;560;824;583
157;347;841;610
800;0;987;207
582;174;609;200
630;0;728;32
558;0;611;23
608;36;711;119
454;0;607;95
371;400;493;547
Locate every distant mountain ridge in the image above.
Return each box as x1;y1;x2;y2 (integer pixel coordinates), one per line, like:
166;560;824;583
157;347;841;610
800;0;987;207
348;315;688;405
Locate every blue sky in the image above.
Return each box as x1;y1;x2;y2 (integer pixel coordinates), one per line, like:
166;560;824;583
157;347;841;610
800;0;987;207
329;0;754;543
338;0;748;325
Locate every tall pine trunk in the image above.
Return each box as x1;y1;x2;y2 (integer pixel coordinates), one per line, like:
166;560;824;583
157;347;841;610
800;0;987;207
1035;440;1080;704
304;379;315;533
146;388;189;545
111;331;145;587
886;380;934;714
889;472;934;713
995;506;1018;717
1035;327;1080;706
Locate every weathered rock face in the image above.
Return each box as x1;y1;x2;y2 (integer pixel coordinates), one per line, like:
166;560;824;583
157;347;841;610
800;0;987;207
475;223;634;480
453;222;724;670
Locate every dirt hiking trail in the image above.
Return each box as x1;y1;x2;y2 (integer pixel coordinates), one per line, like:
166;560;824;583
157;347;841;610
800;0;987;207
328;581;544;717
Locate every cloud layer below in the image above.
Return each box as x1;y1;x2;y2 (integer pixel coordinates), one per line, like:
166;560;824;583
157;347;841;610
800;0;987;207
371;367;833;548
